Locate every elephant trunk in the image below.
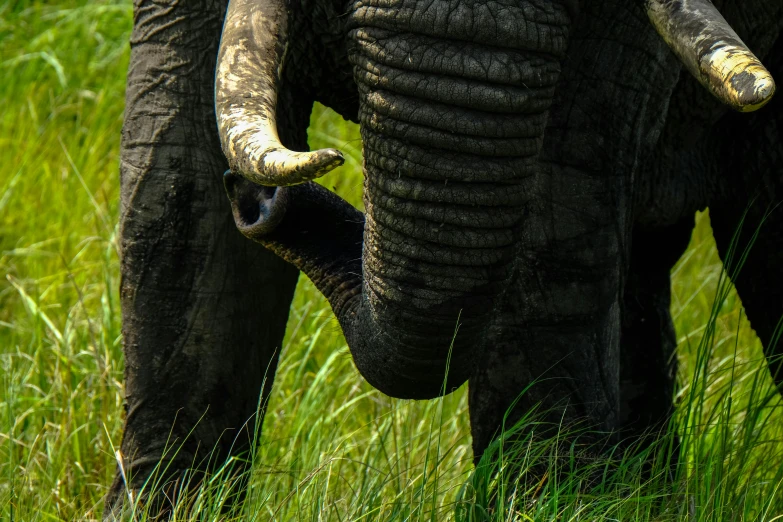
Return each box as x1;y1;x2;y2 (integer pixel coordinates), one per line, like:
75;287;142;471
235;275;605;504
342;1;571;397
217;0;573;399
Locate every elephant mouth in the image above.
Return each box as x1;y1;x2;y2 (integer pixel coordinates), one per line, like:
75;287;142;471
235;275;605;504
214;0;776;399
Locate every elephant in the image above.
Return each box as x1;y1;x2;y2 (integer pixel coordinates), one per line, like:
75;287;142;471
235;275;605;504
105;0;783;517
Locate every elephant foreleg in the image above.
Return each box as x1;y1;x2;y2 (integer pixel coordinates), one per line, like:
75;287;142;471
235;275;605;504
105;1;299;518
469;165;625;463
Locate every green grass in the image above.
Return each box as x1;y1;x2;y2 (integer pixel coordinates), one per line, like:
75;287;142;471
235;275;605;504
1;1;782;520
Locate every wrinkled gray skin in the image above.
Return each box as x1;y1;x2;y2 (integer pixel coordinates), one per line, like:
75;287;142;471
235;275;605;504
106;0;783;518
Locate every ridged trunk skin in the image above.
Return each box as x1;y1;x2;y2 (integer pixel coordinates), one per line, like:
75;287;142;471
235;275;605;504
339;0;572;397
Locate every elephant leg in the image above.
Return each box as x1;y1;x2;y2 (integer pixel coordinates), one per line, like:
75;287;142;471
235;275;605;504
468;285;623;495
619;219;694;440
469;167;625;464
104;1;299;518
467;220;691;492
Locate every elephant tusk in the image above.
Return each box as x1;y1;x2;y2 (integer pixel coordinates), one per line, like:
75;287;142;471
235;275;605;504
646;0;776;112
215;0;344;186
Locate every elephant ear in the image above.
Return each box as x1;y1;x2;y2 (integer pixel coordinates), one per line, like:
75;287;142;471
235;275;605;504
647;0;776;112
215;0;345;186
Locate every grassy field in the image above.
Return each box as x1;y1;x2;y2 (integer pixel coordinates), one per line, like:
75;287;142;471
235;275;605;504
1;1;782;520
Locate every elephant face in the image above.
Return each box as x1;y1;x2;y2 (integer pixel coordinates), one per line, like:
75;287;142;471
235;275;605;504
214;0;778;399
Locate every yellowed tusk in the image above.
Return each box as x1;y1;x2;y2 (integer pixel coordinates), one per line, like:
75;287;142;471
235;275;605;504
646;0;776;112
215;0;344;186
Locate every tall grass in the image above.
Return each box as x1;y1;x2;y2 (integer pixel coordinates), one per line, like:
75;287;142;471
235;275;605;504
1;1;782;520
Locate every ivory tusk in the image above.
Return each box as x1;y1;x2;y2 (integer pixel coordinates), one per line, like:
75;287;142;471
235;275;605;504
215;0;344;186
646;0;775;112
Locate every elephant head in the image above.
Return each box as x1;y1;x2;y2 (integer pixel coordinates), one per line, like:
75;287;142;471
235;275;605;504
214;0;776;400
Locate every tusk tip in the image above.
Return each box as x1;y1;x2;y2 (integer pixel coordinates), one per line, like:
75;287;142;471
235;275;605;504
287;147;344;182
312;148;346;174
732;72;776;113
250;147;345;187
699;44;777;113
700;47;776;113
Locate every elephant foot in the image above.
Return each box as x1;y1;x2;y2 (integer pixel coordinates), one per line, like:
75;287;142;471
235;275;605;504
103;463;183;522
102;452;203;521
461;423;680;520
462;434;606;519
103;453;253;521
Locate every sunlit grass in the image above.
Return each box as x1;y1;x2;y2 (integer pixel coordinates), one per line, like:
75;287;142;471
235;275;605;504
1;1;782;520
